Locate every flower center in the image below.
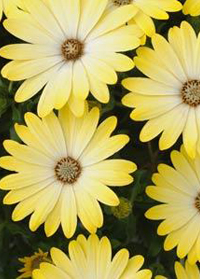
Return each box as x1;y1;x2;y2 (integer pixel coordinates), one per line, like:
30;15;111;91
181;80;200;106
31;256;46;270
55;157;81;184
112;0;132;6
195;193;200;211
61;39;84;61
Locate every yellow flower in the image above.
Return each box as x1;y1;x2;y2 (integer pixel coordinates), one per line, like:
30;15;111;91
18;249;50;279
32;234;152;279
0;0;142;118
183;0;200;16
145;145;200;264
175;261;200;279
0;103;136;238
156;261;200;279
122;21;200;158
106;0;182;37
111;197;132;219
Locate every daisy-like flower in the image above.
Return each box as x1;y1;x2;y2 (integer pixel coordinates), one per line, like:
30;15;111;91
0;0;142;118
32;234;152;279
122;21;200;158
183;0;200;17
106;0;182;37
145;145;200;264
0;104;136;238
174;261;200;279
156;260;200;279
18;249;51;279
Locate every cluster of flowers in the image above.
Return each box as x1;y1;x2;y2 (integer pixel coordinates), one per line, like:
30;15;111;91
0;0;200;278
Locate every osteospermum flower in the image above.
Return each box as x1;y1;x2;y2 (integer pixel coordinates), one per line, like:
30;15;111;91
156;261;200;279
145;145;200;264
174;261;200;279
0;0;142;118
106;0;182;37
18;249;50;279
183;0;200;16
122;21;200;158
0;104;136;238
32;234;152;279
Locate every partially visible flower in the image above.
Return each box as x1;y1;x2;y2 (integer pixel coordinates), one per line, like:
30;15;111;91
175;261;200;279
32;234;152;279
122;21;200;158
156;261;200;279
145;145;200;264
106;0;182;37
111;197;132;219
0;104;136;238
0;0;142;117
183;0;200;16
18;249;50;279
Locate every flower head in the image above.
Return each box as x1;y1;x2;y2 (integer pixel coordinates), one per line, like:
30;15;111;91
0;103;136;238
18;249;50;279
175;261;200;279
183;0;200;16
145;145;200;264
111;197;132;219
32;234;152;279
156;260;200;279
106;0;182;37
0;0;142;117
122;21;200;158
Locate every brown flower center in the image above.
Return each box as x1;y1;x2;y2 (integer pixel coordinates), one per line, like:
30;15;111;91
195;193;200;211
181;80;200;106
61;39;84;61
55;157;81;184
112;0;132;6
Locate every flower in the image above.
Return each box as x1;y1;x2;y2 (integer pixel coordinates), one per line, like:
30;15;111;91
122;21;200;158
32;234;152;279
174;261;200;279
156;261;200;279
111;197;132;219
106;0;182;37
0;103;136;238
183;0;200;16
18;249;50;279
145;145;200;264
0;0;142;118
